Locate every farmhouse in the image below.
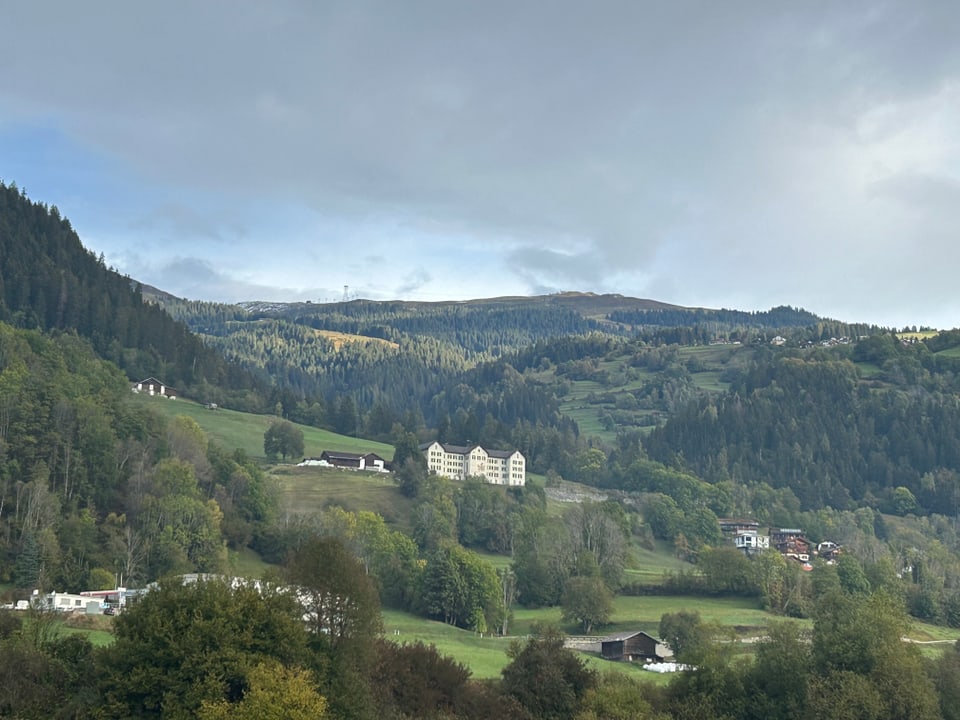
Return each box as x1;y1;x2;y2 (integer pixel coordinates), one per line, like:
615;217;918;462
318;450;388;472
132;377;177;399
419;441;525;486
600;631;672;663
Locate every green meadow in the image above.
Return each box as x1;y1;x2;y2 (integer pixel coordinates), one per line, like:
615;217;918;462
270;465;417;531
382;594;775;681
130;394;394;461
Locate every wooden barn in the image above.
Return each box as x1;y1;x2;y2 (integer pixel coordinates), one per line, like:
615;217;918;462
319;451;388;472
600;631;671;662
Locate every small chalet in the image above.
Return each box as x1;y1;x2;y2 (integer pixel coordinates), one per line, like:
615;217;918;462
771;528;812;562
817;541;842;563
318;451;388;472
600;631;671;663
132;377;177;399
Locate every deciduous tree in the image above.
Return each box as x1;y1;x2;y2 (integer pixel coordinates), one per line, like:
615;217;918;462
97;577;310;719
263;420;304;462
284;535;382;649
501;629;596;720
561;574;613;633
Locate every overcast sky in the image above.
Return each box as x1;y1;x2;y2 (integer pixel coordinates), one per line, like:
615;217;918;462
2;1;959;328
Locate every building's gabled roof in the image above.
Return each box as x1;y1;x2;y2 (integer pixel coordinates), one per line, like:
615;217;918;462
134;377;177;394
320;450;364;461
136;376;173;387
419;441;521;458
419;441;475;454
601;630;659;643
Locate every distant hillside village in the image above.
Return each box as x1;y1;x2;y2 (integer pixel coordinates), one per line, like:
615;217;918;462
719;519;841;565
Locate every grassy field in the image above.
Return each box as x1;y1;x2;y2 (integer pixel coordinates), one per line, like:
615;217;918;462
227;546;273;579
314;328;398;351
855;361;883;378
129;394;394;462
623;541;693;583
60;615;116;646
382;594;775;681
271;465;417;531
897;330;940;341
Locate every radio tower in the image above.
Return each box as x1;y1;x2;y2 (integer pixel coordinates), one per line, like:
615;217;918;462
342;285;350;302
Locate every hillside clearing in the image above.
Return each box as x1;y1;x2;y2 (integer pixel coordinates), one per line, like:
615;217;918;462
129;394;394;462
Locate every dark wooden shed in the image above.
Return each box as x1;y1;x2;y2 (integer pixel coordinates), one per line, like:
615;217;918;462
600;631;668;662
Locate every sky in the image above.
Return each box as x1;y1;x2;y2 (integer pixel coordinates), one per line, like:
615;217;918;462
2;1;959;329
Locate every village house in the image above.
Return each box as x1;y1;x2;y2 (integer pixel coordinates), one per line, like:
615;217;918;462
718;518;770;556
770;528;812;562
734;529;770;555
817;540;842;563
419;441;526;486
315;450;388;472
132;377;177;399
600;631;672;663
32;591;103;615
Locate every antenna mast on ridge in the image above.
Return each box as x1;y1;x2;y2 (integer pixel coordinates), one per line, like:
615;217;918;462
342;285;349;302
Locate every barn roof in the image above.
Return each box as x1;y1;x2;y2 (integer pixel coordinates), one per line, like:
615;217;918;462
601;630;659;643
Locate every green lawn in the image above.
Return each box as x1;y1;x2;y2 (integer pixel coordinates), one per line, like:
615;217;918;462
130;394;394;462
623;540;693;583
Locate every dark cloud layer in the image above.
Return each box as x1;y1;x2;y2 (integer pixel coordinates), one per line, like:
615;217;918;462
2;1;959;327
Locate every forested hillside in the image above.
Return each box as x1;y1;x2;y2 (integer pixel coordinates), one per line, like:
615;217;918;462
0;181;270;411
157;284;875;444
644;336;960;515
0;321;276;589
7;184;960;718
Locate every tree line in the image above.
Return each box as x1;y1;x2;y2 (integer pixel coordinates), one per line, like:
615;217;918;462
4;537;960;719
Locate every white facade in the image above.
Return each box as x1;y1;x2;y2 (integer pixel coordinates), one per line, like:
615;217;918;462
734;530;770;553
420;441;525;486
33;591;103;614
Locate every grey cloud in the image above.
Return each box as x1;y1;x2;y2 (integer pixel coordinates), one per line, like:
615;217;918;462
507;246;607;290
135;257;333;304
395;268;432;296
868;172;960;215
4;1;960;326
129;203;245;242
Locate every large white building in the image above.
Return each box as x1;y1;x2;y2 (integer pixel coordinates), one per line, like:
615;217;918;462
419;441;526;486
